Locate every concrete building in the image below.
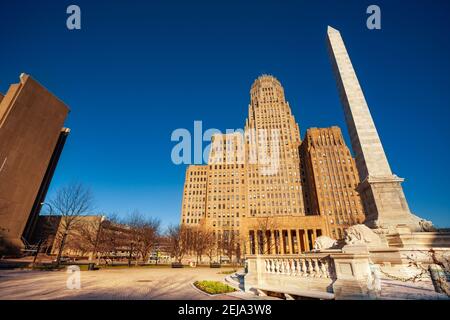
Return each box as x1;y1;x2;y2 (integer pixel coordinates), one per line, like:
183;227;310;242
33;215;134;260
326;26;423;231
0;74;70;247
300;127;365;239
180;75;362;255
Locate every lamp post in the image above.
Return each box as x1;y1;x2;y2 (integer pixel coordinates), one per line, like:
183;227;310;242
41;202;53;215
32;202;54;260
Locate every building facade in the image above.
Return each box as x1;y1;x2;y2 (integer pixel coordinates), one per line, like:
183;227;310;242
300;127;365;239
180;75;364;256
181;165;208;226
0;74;70;247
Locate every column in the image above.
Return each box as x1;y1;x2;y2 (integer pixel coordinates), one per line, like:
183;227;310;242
287;230;293;254
279;230;285;254
249;231;254;255
270;230;276;255
257;230;263;254
312;229;317;249
264;231;269;254
303;229;310;252
295;229;300;254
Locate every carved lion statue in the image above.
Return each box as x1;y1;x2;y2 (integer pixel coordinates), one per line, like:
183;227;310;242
419;219;436;232
314;236;338;250
344;224;383;247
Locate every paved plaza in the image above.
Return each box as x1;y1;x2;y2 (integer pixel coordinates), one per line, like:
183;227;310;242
0;266;447;300
0;267;249;300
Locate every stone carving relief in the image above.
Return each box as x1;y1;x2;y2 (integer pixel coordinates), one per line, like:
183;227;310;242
418;218;436;232
344;224;384;247
313;236;338;250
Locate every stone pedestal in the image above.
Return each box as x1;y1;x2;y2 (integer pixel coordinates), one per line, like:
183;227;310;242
331;246;372;299
358;175;422;232
385;227;450;249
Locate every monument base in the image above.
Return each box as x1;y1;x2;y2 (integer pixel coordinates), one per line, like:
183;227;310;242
358;175;426;233
385;226;450;249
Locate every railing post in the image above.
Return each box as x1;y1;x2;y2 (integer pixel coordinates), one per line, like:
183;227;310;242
331;246;372;299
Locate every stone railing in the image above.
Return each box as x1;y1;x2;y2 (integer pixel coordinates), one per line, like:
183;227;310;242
262;254;335;279
244;248;373;299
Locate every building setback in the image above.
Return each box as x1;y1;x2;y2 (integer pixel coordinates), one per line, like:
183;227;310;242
300;126;365;239
0;74;70;247
180;75;363;256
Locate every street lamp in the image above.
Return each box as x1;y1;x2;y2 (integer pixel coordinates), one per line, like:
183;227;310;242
40;202;55;255
40;202;53;216
31;203;54;265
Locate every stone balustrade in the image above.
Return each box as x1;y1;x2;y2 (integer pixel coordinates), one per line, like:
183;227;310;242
262;254;335;279
244;248;373;299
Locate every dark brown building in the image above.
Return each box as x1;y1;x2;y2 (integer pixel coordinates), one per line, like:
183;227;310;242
0;73;70;247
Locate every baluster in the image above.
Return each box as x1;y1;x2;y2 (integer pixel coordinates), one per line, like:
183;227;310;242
291;259;297;276
320;260;328;278
326;258;335;278
314;259;320;278
307;259;313;277
286;259;291;274
316;259;323;278
301;259;307;277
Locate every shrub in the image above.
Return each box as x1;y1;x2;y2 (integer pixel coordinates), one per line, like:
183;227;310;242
194;280;236;295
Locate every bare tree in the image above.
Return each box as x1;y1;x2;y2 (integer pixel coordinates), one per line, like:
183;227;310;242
126;211;161;263
96;213;130;265
189;225;215;264
251;216;280;255
49;182;94;266
218;230;243;265
68;216;104;261
205;231;218;264
166;224;189;263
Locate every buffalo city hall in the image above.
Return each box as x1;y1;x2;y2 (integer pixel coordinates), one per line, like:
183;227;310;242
180;74;366;256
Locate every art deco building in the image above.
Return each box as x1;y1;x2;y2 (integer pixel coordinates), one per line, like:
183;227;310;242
180;75;364;255
244;76;304;217
0;74;70;247
204;133;247;247
181;165;208;226
300;127;365;239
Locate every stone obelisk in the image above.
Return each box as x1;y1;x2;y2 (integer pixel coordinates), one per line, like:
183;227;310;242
326;26;423;232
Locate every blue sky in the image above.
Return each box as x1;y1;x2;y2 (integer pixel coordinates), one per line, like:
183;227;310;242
1;0;449;228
